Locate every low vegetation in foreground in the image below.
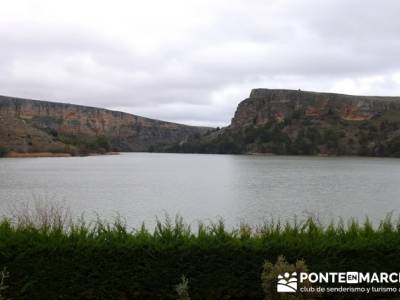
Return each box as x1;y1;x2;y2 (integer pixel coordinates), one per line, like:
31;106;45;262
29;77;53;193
0;207;400;299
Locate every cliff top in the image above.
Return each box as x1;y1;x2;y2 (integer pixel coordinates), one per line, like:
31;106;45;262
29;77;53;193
249;88;400;102
0;94;204;129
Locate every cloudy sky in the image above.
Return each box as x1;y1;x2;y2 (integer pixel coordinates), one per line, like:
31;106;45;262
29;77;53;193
1;0;400;127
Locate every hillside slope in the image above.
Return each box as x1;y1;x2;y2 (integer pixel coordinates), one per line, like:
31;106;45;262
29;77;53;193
0;95;209;155
170;89;400;157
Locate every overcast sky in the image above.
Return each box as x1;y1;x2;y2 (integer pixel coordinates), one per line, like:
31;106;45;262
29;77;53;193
1;0;400;127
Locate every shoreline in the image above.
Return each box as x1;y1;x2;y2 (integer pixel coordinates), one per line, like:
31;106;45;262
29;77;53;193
2;151;396;159
4;151;120;158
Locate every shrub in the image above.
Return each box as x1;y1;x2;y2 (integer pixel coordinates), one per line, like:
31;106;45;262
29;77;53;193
387;136;400;157
0;146;8;157
261;256;312;300
176;275;190;300
95;136;111;152
58;135;111;155
0;267;9;300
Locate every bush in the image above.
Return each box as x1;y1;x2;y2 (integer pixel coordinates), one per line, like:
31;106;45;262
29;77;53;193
1;211;400;299
261;256;313;300
0;267;10;300
386;136;400;157
58;135;111;155
176;275;190;300
91;136;111;152
0;146;8;157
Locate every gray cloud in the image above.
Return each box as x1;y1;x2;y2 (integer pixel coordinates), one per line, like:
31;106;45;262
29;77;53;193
0;0;399;127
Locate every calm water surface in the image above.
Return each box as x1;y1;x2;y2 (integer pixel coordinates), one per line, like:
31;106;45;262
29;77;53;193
0;153;399;228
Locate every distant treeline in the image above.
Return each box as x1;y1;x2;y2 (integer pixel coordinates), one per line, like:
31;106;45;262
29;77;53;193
1;213;400;299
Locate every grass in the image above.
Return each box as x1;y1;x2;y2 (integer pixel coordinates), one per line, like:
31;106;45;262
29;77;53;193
1;204;400;299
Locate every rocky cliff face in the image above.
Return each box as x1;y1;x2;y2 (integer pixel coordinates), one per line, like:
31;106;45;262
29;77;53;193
0;95;209;154
231;89;400;128
170;89;400;157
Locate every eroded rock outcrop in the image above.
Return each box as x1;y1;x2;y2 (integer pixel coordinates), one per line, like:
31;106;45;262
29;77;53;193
169;89;400;157
0;95;209;154
231;89;400;128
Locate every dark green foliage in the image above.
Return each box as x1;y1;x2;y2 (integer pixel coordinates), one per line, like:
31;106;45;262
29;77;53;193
94;136;111;152
244;126;260;144
58;135;111;155
386;136;400;157
162;110;400;157
165;131;245;154
1;216;400;299
291;134;316;155
306;127;322;144
0;146;8;157
319;128;340;151
0;267;10;300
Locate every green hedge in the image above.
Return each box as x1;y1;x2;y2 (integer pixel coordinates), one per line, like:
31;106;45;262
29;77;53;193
0;217;399;299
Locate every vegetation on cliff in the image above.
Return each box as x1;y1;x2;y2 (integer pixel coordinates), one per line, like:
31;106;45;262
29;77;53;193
165;89;400;157
1;208;399;299
57;135;112;155
0;95;208;155
3;89;400;157
167;118;400;156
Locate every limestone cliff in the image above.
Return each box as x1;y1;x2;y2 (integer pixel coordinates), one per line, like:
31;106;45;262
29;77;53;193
0;95;209;154
231;89;400;128
170;89;400;157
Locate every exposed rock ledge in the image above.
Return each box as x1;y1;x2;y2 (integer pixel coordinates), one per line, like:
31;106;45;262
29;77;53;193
0;95;209;154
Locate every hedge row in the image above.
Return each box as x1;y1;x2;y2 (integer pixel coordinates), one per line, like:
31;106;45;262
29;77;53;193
0;216;399;299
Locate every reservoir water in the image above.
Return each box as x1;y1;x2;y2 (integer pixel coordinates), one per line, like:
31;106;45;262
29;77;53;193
0;153;399;228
